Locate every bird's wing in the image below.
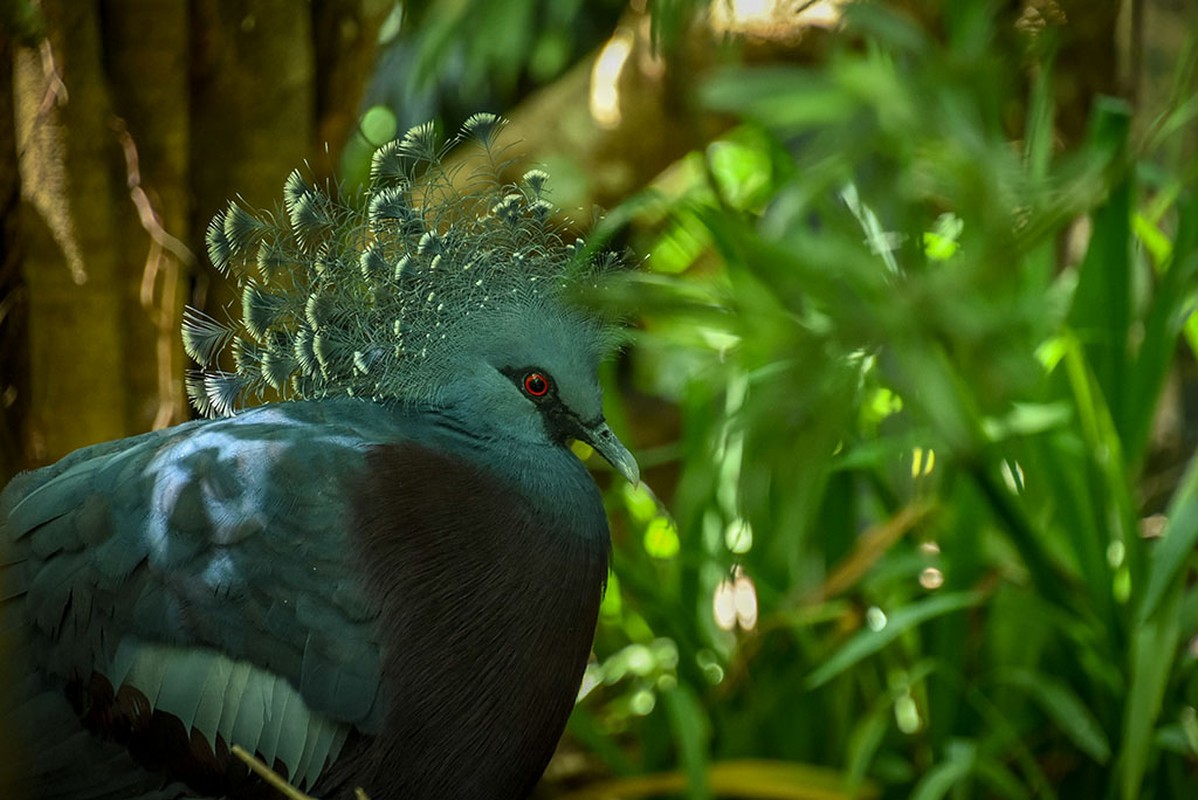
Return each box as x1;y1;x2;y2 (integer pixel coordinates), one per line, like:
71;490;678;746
2;399;400;791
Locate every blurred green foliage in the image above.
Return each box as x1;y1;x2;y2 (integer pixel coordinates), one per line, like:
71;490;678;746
352;1;1198;796
342;0;626;191
358;0;625;135
576;3;1198;799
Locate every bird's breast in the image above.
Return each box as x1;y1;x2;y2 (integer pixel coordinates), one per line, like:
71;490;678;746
326;440;609;800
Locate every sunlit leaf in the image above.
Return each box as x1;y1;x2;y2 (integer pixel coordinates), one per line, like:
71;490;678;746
807;593;984;689
643;517;681;560
557;759;879;800
1121;588;1182;800
1139;449;1198;622
664;685;712;800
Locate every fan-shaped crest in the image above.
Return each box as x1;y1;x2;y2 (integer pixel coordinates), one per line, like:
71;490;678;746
184;114;625;416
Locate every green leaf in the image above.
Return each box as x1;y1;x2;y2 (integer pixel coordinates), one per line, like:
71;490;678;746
845;703;891;792
623;482;660;523
974;754;1030;800
702;68;858;131
663;684;712;800
1122;192;1198;468
980;402;1072;441
1139;449;1198;622
1121;587;1182;800
643;517;681;560
807;592;984;689
841;3;930;54
910;741;977;800
708;131;775;211
557;759;879;800
994;669;1111;764
922;213;964;261
1067;177;1133;433
566;707;637;777
1133;212;1173;266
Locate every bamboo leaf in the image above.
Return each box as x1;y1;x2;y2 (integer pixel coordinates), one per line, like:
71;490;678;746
994;669;1111;764
806;592;983;689
910;741;976;800
664;684;712;800
973;755;1029;800
556;759;879;800
1121;587;1182;800
1139;450;1198;622
1122;192;1198;467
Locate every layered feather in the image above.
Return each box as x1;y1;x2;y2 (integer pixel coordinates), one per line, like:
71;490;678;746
184;113;624;416
2;400;405;796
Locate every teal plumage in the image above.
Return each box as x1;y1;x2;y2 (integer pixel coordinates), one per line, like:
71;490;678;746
187;113;621;416
2;115;638;800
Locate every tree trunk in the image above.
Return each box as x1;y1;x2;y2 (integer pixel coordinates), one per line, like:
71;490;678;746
15;0;134;463
0;22;30;484
5;0;385;471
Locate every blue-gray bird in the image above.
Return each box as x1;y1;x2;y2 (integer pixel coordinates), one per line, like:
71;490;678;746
0;114;638;800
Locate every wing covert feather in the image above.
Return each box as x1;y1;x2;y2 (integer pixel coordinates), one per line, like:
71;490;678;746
3;398;417;791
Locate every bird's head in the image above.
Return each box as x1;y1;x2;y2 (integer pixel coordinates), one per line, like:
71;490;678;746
185;113;638;484
436;303;638;484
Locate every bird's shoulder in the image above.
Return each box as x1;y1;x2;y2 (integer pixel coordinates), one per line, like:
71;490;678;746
3;400;419;716
2;399;443;793
3;398;409;539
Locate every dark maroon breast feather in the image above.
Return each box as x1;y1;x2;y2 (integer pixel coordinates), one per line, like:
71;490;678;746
319;441;608;800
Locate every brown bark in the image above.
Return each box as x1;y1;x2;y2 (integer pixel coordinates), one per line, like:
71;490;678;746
1;16;35;792
313;0;393;174
16;0;132;462
101;0;191;433
1053;0;1123;144
7;0;381;465
188;0;317;320
0;26;29;483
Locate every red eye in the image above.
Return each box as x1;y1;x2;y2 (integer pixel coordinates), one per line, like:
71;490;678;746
523;372;550;397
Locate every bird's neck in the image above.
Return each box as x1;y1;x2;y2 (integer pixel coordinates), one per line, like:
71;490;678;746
326;439;609;800
405;403;607;537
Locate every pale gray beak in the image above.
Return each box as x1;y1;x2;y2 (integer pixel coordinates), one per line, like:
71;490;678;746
584;421;640;486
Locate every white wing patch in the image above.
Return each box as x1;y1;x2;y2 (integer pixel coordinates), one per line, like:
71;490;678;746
112;639;350;789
